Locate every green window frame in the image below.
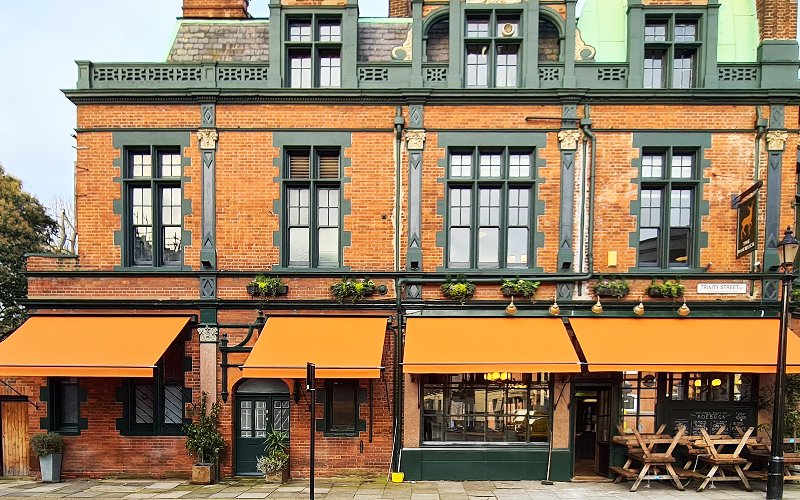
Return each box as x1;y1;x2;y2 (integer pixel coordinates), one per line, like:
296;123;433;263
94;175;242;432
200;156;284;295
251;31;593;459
283;147;342;268
286;15;342;88
46;378;84;435
643;14;702;89
445;147;536;269
637;148;700;269
421;373;550;444
464;10;523;88
123;147;183;267
120;338;187;436
324;380;358;436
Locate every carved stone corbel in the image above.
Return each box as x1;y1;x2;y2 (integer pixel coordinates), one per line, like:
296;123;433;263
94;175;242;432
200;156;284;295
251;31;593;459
558;130;581;151
766;130;788;151
405;129;427;150
197;129;219;150
198;325;219;343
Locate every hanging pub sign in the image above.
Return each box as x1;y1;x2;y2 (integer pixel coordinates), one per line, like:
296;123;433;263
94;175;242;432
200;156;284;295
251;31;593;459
733;181;761;259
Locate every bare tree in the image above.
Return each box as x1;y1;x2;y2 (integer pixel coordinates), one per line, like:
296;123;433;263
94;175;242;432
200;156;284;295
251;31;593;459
47;195;77;254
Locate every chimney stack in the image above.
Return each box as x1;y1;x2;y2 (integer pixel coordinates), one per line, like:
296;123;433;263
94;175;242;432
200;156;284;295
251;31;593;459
183;0;249;18
756;0;797;41
388;0;411;18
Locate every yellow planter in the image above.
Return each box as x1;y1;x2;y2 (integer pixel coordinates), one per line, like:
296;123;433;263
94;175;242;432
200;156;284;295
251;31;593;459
391;472;404;483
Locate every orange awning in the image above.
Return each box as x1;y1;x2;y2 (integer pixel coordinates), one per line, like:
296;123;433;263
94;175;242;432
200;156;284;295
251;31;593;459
570;318;800;373
240;317;388;379
0;315;191;377
403;317;581;373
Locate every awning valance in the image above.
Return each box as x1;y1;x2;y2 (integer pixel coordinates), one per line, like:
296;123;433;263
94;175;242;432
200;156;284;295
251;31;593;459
403;317;581;374
240;317;389;379
570;318;800;373
0;315;191;377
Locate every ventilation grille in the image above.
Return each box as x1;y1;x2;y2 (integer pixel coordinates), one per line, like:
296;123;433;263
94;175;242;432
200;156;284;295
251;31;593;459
289;153;311;178
597;67;627;81
319;153;340;179
719;67;759;82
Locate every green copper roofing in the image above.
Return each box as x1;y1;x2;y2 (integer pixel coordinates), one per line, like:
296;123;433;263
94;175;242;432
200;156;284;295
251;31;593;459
717;0;758;63
577;0;758;64
576;0;628;63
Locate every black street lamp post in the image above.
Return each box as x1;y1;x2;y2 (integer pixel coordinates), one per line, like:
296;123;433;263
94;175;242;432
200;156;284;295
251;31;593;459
767;226;799;500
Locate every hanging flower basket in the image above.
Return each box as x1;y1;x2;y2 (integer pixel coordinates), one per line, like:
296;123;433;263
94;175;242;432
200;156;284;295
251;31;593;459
330;278;379;303
592;278;630;298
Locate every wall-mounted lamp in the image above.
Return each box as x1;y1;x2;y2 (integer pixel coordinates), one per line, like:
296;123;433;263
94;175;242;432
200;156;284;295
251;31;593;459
505;297;518;316
591;297;603;314
678;299;691;317
633;297;645;316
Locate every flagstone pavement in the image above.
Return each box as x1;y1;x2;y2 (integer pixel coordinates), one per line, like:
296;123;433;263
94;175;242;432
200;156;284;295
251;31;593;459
2;477;800;500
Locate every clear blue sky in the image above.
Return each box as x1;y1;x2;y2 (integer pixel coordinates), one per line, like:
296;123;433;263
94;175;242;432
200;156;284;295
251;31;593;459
0;0;388;206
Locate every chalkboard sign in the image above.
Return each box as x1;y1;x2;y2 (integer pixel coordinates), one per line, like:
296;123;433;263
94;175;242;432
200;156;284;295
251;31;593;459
667;406;757;436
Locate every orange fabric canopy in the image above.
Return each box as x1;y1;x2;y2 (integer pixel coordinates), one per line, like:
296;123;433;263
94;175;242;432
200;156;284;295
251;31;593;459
240;317;389;379
0;315;191;377
570;318;800;373
403;317;581;374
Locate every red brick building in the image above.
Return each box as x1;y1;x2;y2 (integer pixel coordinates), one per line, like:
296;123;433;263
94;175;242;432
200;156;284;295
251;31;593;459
0;0;799;483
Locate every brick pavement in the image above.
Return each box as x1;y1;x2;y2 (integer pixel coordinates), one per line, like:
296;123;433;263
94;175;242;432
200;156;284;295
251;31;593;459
1;478;800;500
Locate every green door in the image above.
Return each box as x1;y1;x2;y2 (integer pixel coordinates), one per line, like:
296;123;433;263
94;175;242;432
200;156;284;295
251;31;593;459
235;395;290;475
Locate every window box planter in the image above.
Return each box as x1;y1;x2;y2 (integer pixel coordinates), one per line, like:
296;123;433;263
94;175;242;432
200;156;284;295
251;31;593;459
500;279;540;299
246;276;289;298
441;276;476;304
592;278;630;299
331;278;385;303
646;280;685;299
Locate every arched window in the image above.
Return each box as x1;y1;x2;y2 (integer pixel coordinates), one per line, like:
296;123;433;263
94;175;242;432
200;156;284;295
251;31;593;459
538;17;561;62
425;17;450;62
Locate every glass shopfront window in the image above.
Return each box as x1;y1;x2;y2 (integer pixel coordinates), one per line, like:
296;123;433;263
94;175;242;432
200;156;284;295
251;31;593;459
668;373;754;402
421;373;550;444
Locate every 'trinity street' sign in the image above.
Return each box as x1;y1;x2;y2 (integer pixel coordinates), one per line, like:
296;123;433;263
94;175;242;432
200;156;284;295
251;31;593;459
697;283;748;294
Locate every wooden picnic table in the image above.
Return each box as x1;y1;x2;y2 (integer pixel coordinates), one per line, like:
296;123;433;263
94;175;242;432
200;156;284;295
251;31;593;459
691;427;755;492
745;451;800;482
609;425;687;492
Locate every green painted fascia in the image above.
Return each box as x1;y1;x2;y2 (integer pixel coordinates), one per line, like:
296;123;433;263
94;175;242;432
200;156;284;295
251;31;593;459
400;447;571;481
111;131;192;271
627;132;711;272
577;0;629;63
271;131;352;273
434;131;547;273
717;0;757;63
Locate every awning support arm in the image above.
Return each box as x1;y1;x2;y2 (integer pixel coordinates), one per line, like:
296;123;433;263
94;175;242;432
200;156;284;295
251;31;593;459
0;380;38;410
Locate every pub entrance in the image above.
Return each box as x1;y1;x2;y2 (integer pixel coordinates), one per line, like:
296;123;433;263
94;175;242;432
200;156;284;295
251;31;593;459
572;383;612;479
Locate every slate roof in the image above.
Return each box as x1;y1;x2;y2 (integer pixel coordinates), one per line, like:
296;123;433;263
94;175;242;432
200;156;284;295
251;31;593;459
167;20;411;63
168;22;270;62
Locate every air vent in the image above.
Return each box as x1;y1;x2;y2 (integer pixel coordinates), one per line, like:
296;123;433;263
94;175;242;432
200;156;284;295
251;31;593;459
289;152;310;178
319;153;340;179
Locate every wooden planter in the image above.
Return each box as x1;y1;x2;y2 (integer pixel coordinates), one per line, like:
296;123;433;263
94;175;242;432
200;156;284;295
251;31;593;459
646;288;683;299
191;463;216;485
266;468;289;483
594;286;629;298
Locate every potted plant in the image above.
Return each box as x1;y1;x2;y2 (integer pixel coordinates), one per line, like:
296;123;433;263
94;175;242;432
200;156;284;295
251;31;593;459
593;277;630;298
646;279;685;298
246;275;289;298
257;428;289;483
30;432;64;482
184;392;224;485
441;275;476;305
330;277;382;303
500;279;540;299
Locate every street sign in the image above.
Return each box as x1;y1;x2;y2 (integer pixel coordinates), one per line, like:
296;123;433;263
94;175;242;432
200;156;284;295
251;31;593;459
697;283;748;294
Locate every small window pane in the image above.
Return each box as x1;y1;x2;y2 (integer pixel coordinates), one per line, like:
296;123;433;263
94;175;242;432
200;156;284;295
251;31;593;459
644;49;665;89
318;20;341;42
290;51;312;88
240;400;252;438
639;227;660;267
449;227;471;268
130;152;152;178
254;401;267;438
672;49;695;89
509;154;530;178
478;227;499;268
135;384;155;425
644;22;667;42
450;154;472;177
319;49;341;88
163;386;183;425
642;154;663;178
318;227;339;267
289;227;310;267
674;22;697;42
466;45;489;87
159;152;181;177
466;16;489;37
496;17;519;37
671;154;694;179
55;380;79;429
133;227;153;265
288;20;312;41
479;154;501;178
495;45;518;88
668;227;690;267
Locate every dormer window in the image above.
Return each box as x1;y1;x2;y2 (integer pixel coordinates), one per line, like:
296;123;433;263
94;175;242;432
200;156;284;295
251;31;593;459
464;12;522;88
286;16;342;88
643;16;700;89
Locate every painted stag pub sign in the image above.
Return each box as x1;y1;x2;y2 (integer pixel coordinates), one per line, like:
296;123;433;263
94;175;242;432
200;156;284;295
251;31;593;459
733;181;761;259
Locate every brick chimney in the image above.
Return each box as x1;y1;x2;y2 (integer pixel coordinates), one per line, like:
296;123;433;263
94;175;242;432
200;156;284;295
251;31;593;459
756;0;797;40
388;0;410;18
183;0;249;18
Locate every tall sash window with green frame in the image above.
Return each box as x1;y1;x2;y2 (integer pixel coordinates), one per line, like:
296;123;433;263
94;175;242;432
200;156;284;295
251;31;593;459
285;148;341;268
464;11;522;88
643;15;700;89
446;148;534;269
125;148;182;267
638;149;699;268
286;16;341;88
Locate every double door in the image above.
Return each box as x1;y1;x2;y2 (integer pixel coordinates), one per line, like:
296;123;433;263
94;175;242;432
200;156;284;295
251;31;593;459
235;395;289;475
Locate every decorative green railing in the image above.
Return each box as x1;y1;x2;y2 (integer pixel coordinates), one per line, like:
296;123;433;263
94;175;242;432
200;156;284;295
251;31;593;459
77;61;269;89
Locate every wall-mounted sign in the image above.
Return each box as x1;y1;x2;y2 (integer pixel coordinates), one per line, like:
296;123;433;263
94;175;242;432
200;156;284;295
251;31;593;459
733;181;761;259
697;283;748;294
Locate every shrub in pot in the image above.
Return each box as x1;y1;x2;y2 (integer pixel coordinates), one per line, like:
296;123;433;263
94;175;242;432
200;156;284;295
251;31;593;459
184;392;224;484
257;429;289;483
30;432;64;482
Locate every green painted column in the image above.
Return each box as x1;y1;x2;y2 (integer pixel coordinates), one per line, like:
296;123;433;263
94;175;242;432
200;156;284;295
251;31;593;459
563;0;577;87
523;0;541;89
763;106;788;300
703;1;720;87
447;0;462;89
410;0;423;88
557;105;579;300
267;0;283;88
626;0;644;89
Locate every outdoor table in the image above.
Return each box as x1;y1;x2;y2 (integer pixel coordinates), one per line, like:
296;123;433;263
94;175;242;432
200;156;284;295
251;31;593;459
745;450;800;481
692;427;754;492
610;426;686;492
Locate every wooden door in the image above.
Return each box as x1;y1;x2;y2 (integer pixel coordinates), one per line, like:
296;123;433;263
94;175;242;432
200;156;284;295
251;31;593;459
1;402;29;476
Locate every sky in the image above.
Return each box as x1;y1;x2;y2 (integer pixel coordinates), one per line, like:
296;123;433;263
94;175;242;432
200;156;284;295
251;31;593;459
0;0;388;206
